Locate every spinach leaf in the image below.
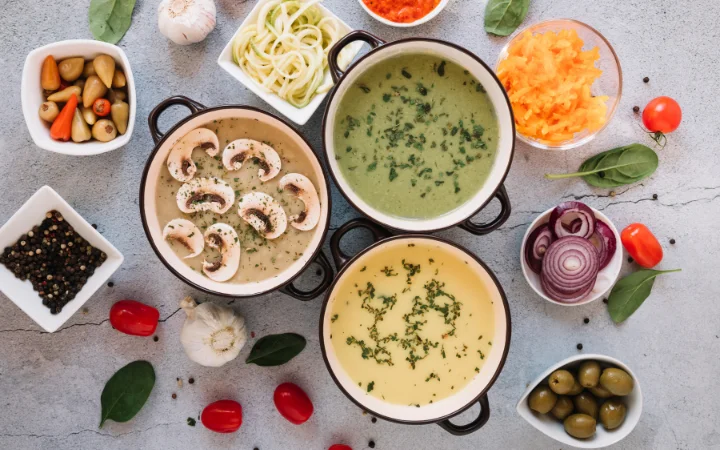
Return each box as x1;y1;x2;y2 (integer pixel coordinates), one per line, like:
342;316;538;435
246;333;306;366
608;269;681;323
100;360;155;428
484;0;531;37
545;144;658;187
89;0;137;44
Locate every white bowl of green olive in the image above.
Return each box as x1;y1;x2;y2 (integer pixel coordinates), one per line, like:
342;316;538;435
21;40;135;155
516;354;642;448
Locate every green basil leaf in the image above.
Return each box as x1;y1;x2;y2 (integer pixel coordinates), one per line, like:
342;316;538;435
546;144;658;187
484;0;531;37
100;360;155;428
89;0;137;44
608;269;681;323
246;333;306;367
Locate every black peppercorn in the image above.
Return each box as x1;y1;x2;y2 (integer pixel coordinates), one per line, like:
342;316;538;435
633;106;640;113
189;377;195;384
628;257;634;263
153;336;159;342
669;238;676;245
652;194;658;200
369;441;376;448
107;281;114;288
583;318;589;324
643;77;649;83
371;417;377;423
577;343;583;350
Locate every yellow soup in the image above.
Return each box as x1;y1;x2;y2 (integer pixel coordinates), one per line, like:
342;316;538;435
329;239;496;406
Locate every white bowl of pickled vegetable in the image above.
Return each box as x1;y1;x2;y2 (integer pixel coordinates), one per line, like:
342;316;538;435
21;40;136;155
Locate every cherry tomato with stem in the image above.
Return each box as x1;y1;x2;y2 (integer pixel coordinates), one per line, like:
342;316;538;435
621;223;663;268
642;96;681;147
329;445;352;450
274;382;314;425
109;300;159;336
201;400;242;433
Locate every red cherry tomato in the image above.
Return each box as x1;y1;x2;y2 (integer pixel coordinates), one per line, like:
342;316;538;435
201;400;242;433
109;300;159;336
642;96;682;133
273;382;314;425
621;223;663;268
329;445;352;450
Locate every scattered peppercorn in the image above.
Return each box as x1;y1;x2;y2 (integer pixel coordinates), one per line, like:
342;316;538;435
669;238;676;245
153;336;159;342
369;440;376;448
188;377;195;384
107;281;114;287
187;417;196;426
628;257;634;263
577;343;583;350
633;106;640;113
652;193;658;200
0;210;107;314
91;224;97;229
371;417;377;423
643;77;649;83
603;298;608;304
583;318;590;324
172;393;177;399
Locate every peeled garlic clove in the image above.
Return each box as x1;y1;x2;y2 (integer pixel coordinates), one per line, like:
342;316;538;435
158;0;217;46
82;75;108;108
93;54;115;89
179;296;247;367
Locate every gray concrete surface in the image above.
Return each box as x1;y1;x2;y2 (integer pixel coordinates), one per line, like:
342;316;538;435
1;0;718;449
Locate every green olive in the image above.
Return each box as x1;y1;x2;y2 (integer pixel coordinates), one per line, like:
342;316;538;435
567;379;584;395
564;414;597;439
600;368;634;396
578;361;601;388
548;370;576;395
551;396;574;421
528;385;557;414
590;384;613;399
573;392;599;419
92;119;117;142
599;398;627;430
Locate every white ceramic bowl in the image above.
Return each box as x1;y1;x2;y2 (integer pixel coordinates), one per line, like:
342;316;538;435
0;186;124;332
357;0;450;27
21;40;136;155
217;2;362;125
517;354;643;448
520;205;622;306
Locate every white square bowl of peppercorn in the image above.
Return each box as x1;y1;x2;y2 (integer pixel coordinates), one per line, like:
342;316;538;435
0;186;123;332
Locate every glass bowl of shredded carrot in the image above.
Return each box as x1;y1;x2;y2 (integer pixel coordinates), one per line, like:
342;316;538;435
496;19;622;150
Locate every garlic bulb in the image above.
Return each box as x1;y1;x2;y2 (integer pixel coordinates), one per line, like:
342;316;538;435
179;296;247;367
158;0;216;45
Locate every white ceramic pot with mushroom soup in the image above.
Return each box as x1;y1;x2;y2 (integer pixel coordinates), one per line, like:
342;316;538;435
320;219;511;435
322;31;515;234
140;96;333;300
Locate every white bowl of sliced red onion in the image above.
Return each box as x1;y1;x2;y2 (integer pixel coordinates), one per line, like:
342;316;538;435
521;202;622;306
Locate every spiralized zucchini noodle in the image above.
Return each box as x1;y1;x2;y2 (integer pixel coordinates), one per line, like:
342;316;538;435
232;0;352;108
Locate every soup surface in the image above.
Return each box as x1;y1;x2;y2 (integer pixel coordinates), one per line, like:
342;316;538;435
329;239;496;406
333;54;499;219
155;118;320;283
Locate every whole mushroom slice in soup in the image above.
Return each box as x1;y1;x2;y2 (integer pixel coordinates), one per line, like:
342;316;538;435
167;128;219;182
238;192;287;240
203;223;241;282
163;218;204;259
279;173;321;231
176;177;235;214
222;139;281;182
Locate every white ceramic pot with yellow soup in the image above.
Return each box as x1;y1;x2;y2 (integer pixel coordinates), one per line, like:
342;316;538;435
320;219;511;435
140;96;333;301
322;31;515;235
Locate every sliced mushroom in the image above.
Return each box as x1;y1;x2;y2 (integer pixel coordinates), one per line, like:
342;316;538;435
279;173;321;231
222;139;281;182
238;192;287;240
202;223;241;282
163;219;204;259
167;128;220;182
176;177;235;214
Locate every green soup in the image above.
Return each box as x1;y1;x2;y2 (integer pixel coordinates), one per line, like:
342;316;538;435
333;54;499;219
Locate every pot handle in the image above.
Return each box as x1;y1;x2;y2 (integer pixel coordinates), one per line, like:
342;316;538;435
459;185;511;235
280;251;334;302
329;30;386;84
148;96;206;144
437;394;490;436
330;218;391;270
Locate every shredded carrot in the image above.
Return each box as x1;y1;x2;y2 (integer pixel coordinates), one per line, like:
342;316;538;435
497;29;608;144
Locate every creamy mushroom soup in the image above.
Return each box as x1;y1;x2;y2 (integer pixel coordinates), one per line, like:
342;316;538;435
329;239;496;406
155;118;321;284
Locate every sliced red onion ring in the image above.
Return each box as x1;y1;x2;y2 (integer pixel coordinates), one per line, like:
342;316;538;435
525;224;554;274
549;202;596;239
588;220;617;270
541;236;600;303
